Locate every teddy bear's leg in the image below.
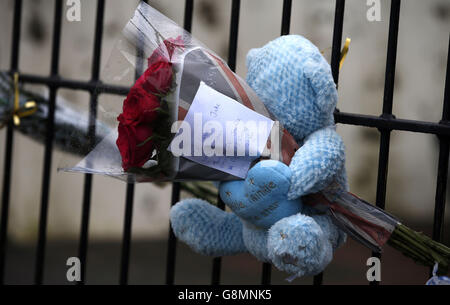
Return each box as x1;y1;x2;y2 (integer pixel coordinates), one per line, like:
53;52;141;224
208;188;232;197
242;222;270;262
170;198;247;256
267;213;333;278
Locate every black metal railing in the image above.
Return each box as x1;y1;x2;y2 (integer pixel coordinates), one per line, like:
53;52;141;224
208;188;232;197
0;0;449;285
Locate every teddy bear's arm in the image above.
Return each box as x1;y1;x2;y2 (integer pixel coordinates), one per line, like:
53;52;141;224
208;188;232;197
287;126;345;200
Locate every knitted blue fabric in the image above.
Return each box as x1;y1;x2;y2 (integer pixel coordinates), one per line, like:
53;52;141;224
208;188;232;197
170;198;247;256
246;35;337;141
170;35;348;279
268;213;333;278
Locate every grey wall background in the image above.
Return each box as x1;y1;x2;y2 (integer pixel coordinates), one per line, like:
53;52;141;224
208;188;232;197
0;0;449;284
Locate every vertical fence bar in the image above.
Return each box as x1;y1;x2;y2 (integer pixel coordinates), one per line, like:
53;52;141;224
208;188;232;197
118;0;149;283
165;183;180;285
261;262;271;285
119;0;158;285
78;0;105;285
227;0;240;72
280;0;292;36
183;0;194;32
313;0;346;286
211;0;240;285
259;0;294;286
0;0;23;285
330;0;345;85
165;0;194;285
210;199;224;285
34;0;63;285
432;35;450;243
371;0;401;285
381;0;400;117
260;0;293;286
119;183;134;285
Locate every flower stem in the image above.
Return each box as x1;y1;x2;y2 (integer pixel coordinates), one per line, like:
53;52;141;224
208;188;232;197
388;224;450;275
155;107;169;116
136;134;165;148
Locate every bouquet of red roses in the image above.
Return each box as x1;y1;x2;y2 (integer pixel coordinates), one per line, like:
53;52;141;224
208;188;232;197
115;36;183;178
61;2;298;182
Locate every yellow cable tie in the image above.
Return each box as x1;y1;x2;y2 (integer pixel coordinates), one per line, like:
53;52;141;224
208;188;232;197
339;37;351;70
11;72;37;126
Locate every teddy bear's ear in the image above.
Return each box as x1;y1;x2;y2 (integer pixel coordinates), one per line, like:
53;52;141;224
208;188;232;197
246;48;258;69
303;54;338;117
245;47;266;86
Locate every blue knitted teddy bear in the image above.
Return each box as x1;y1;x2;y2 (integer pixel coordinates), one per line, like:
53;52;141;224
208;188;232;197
170;35;348;279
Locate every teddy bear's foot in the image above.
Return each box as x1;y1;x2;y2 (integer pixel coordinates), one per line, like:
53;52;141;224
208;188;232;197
267;213;333;279
170;198;248;256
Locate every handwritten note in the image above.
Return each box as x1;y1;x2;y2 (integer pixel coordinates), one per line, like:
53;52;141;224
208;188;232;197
170;82;274;178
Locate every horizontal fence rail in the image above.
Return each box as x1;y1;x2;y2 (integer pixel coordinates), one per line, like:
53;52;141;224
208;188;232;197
0;0;449;285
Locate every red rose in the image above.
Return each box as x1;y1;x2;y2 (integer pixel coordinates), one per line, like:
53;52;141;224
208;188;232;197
116;85;160;170
163;36;184;59
147;35;184;67
120;85;160;124
135;61;173;95
147;48;168;67
116;36;184;172
116;120;154;171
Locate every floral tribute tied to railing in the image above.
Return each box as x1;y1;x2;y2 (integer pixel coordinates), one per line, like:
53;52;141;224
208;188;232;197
59;1;298;183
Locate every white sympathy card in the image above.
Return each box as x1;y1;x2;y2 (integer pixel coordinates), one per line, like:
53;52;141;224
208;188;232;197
169;82;274;178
